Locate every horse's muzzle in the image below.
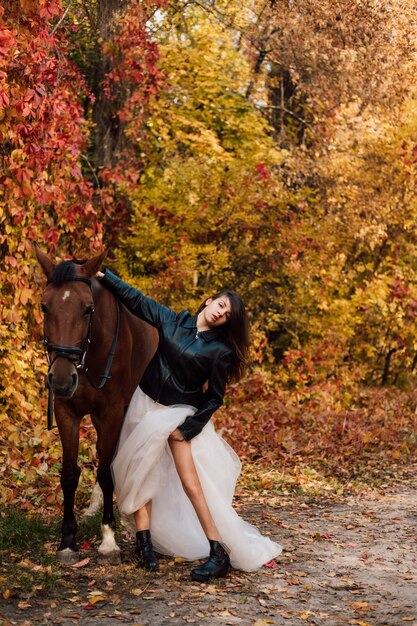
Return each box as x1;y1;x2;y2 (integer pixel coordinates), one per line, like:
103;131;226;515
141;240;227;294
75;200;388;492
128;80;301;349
48;370;78;398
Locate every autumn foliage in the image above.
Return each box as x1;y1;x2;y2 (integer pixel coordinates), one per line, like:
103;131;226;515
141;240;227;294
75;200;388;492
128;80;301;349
2;0;417;511
0;0;159;507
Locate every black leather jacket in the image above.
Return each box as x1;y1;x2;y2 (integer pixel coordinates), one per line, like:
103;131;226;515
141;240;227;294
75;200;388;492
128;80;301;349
101;270;233;441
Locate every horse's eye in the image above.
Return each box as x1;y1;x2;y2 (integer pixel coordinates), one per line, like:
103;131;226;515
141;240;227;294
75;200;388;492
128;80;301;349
85;305;94;315
41;303;48;314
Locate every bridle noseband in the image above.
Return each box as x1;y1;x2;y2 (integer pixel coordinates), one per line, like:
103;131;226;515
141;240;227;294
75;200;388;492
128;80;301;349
43;276;94;371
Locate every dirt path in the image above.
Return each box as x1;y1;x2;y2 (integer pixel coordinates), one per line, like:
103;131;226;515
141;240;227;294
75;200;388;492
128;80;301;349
1;480;416;626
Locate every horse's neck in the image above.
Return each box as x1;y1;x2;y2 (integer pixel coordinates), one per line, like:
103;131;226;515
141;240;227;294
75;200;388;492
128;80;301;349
91;281;117;342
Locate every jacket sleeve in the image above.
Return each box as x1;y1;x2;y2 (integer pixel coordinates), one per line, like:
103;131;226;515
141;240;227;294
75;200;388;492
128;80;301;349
101;269;176;328
178;349;232;441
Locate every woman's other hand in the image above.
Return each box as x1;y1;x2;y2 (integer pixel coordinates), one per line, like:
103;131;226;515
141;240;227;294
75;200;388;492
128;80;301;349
169;428;185;442
95;271;105;279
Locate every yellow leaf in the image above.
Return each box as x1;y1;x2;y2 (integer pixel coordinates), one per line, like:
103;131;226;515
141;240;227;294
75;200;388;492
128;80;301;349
2;589;11;599
261;475;273;489
362;431;372;444
88;595;105;604
350;602;370;609
131;588;143;596
18;601;31;609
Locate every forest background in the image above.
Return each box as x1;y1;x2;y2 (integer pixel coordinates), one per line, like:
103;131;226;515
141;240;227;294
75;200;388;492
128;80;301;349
2;0;417;514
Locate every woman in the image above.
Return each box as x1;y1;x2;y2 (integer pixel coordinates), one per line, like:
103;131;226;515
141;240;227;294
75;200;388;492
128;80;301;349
97;268;281;581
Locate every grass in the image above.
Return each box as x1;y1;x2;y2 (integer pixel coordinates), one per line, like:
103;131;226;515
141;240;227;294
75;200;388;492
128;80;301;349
0;507;61;598
0;507;55;553
0;506;110;600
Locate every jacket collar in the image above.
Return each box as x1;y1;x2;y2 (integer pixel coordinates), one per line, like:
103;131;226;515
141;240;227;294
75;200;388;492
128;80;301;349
180;313;221;342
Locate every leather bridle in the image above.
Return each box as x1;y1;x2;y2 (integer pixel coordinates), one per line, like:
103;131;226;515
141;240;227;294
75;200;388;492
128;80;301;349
43;275;120;428
43;276;94;369
44;276;94;371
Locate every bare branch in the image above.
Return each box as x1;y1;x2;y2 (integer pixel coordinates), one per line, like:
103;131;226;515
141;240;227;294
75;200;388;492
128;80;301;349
51;0;76;36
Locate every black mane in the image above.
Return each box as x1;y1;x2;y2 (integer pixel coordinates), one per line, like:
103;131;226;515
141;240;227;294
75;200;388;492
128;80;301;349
49;260;86;286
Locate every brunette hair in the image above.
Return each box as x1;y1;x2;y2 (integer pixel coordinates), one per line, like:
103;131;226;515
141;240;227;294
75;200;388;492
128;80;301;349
196;290;250;383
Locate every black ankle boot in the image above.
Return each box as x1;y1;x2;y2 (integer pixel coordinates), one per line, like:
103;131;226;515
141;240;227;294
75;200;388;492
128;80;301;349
135;530;159;571
191;540;230;582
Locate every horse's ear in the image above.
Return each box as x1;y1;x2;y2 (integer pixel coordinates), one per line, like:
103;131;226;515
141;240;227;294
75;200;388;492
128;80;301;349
34;243;55;280
81;249;108;278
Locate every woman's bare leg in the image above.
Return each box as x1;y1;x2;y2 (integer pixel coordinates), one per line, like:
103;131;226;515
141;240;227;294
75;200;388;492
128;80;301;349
168;437;221;541
134;501;152;531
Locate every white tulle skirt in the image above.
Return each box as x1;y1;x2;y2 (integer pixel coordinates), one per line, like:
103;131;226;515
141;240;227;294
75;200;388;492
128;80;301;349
111;386;282;571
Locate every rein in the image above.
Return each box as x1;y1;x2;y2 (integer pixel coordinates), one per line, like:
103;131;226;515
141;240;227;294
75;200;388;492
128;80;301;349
44;276;121;429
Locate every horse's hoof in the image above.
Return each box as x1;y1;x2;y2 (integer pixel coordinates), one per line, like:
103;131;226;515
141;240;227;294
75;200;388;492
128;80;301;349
98;548;121;565
57;547;80;564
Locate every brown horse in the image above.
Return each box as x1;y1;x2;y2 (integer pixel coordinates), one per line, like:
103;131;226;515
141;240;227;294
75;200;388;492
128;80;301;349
35;246;157;563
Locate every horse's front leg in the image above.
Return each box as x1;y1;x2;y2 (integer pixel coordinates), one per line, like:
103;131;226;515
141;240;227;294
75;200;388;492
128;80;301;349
56;407;82;564
92;408;124;564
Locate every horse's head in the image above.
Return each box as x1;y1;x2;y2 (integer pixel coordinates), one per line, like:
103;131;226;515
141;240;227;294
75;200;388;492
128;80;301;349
35;246;107;398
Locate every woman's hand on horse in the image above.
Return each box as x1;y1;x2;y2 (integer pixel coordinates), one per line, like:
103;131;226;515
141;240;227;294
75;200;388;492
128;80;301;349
169;428;185;442
95;271;105;279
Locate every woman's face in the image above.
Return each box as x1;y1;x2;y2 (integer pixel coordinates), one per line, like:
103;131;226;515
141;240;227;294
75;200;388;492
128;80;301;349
202;295;232;328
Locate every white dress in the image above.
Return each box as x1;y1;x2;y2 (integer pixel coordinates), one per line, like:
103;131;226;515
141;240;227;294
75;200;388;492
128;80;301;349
111;386;282;571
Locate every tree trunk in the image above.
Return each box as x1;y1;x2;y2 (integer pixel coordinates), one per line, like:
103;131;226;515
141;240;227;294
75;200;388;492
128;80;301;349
92;0;130;171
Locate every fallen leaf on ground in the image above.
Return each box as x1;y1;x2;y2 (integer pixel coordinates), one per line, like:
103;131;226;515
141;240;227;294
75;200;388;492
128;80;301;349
88;595;105;604
131;588;144;596
71;558;90;568
349;602;375;613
